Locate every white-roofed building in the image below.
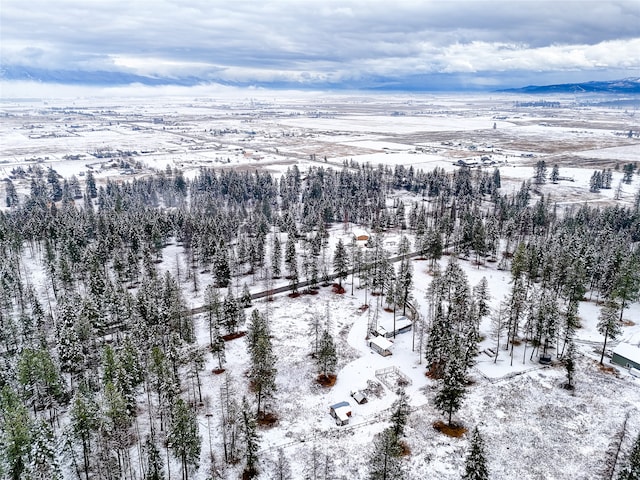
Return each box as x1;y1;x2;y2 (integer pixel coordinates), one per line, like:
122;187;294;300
612;343;640;370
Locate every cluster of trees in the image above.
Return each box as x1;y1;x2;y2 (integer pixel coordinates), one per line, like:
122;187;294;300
424;261;489;425
0;154;639;478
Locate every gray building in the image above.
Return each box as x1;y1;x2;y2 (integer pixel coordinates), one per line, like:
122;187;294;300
611;343;640;370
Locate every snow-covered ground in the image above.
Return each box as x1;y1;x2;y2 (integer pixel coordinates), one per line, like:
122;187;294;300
2;93;639;479
184;242;640;479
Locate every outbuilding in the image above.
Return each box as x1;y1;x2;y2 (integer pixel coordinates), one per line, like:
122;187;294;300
376;316;413;338
350;390;368;404
329;401;352;426
369;336;393;357
611;343;640;370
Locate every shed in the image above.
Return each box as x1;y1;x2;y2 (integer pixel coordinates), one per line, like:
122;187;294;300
329;401;352;426
612;343;640;370
350;390;368;404
377;316;413;338
369;336;393;357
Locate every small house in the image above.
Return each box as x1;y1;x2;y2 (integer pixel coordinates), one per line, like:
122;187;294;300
611;343;640;370
329;401;352;426
369;336;393;357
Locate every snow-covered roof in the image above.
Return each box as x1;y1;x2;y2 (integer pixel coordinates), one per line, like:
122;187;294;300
613;343;640;364
379;316;412;332
369;336;393;350
334;406;350;422
351;391;366;403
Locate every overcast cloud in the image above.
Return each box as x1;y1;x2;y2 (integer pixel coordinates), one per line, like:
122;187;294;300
1;0;639;91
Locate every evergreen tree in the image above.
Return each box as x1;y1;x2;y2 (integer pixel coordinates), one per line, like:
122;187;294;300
271;234;282;278
333;238;349;288
563;339;577;389
69;387;99;480
368;427;403;480
0;386;33;480
534;160;547;185
597;300;623;365
241;283;252;308
85;170;97;199
213;249;231;288
249;334;277;416
550;164;560;184
144;434;165;480
284;235;297;278
222;290;242;335
434;343;467;426
397;258;413;316
473;277;491;320
618;431;640;480
5;179;19;207
219;374;241;464
241;396;260;478
168;398;201;480
271;448;292;480
462;427;489;480
204;284;222;347
316;329;338;378
24;419;62;480
390;388;411;438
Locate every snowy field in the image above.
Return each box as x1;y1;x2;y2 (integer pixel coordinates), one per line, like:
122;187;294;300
1;93;639;479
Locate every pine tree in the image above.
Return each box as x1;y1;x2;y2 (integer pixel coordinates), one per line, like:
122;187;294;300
85;171;97;199
69;387;99;480
222;290;242;335
24;419;62;480
368;428;403;480
5;179;19;207
144;434;165;480
434;343;467;426
219;374;241;464
390;388;411;438
563;338;577;389
551;164;560;184
0;385;33;480
249;334;277;416
316;329;338;378
333;238;349;287
204;284;222;347
271;233;282;278
462;427;489;480
397;258;413;316
241;283;252;308
284;235;297;278
168;398;201;480
597;299;623;365
534;160;547;185
271;448;292;480
241;396;260;478
617;431;640;480
473;277;491;320
213;248;231;288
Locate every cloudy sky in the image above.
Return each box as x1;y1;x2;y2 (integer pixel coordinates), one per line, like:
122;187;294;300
1;0;639;92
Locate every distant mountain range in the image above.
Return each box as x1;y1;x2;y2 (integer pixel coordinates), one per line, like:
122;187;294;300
499;78;640;94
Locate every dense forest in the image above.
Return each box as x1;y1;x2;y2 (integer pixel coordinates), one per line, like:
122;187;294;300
1;161;640;479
